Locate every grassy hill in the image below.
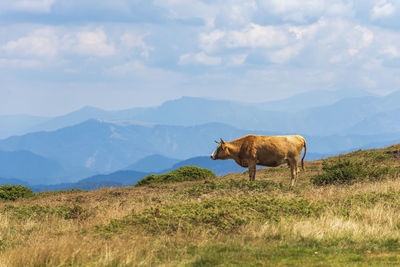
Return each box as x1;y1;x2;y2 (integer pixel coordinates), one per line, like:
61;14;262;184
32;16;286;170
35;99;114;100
1;144;400;266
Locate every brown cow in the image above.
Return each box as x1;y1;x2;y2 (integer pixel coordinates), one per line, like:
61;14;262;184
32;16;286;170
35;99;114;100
210;135;307;186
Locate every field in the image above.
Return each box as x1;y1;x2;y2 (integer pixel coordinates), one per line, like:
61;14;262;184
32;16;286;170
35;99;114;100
1;145;400;266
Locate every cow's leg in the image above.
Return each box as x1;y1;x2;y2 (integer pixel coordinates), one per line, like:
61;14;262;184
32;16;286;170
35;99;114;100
248;161;256;181
288;159;297;186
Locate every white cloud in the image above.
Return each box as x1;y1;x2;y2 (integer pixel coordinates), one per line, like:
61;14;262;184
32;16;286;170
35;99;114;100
381;45;400;58
179;52;221;65
120;32;153;58
0;0;55;13
226;24;289;49
199;24;290;54
226;54;248;66
347;25;374;56
371;0;396;20
153;0;216;27
72;28;115;57
2;27;116;59
259;0;353;22
268;44;303;64
199;30;225;53
2;28;59;57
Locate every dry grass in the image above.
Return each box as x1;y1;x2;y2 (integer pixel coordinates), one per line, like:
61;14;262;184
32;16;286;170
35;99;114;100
1;144;400;266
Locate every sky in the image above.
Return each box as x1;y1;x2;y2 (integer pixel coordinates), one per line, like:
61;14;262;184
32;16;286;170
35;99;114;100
1;0;400;116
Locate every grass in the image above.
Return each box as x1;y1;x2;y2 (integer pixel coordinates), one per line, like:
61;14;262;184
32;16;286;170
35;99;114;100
0;144;400;266
136;166;216;186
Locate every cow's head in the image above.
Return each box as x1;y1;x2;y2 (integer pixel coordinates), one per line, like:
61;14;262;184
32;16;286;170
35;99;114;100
211;139;229;160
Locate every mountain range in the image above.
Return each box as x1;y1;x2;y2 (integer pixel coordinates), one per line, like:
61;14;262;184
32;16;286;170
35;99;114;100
0;89;399;187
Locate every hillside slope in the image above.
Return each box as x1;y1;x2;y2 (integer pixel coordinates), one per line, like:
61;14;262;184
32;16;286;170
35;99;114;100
0;144;399;266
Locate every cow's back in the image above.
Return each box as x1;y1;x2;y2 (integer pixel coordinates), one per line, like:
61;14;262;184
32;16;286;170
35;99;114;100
235;135;304;167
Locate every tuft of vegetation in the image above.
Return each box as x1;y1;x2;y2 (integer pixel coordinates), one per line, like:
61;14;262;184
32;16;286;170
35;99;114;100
181;179;288;197
1;144;400;266
136;166;216;186
311;159;393;186
0;185;34;201
96;197;323;236
3;204;87;220
35;189;87;198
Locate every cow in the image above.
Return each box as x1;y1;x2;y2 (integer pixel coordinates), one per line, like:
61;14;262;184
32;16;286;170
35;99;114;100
210;135;307;186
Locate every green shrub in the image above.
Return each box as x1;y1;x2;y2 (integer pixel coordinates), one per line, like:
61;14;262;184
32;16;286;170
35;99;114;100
35;189;86;198
182;179;285;197
3;204;87;220
96;197;324;235
0;185;34;201
311;159;393;186
136;166;216;186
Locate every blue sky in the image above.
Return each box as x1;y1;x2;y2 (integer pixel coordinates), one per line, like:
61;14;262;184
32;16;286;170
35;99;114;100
1;0;400;116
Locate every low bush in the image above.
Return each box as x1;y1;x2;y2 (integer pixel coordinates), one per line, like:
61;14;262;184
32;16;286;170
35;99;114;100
96;197;324;235
311;159;393;186
136;166;216;186
0;185;34;201
182;179;285;197
3;204;87;220
35;189;86;198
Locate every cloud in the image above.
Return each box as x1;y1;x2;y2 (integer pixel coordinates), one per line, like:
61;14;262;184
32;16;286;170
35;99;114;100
153;0;216;27
2;28;59;57
268;44;303;64
120;32;153;58
371;0;396;20
179;52;221;65
381;45;400;58
259;0;353;23
226;54;248;66
0;0;55;13
70;28;115;57
226;24;289;49
199;24;290;56
2;27;116;58
199;30;225;53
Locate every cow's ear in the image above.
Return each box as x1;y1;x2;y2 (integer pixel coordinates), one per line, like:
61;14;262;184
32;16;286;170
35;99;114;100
220;138;225;144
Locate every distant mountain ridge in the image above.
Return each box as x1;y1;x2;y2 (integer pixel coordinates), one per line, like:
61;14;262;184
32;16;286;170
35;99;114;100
0;150;64;184
0;115;49;139
0;89;399;186
1;89;394;138
124;154;180;173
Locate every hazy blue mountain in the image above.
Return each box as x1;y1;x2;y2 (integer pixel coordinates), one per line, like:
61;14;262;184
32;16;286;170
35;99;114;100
255;88;375;112
124;154;180;173
348;107;400;135
1;119;399;185
0;120;269;182
166;156;246;175
129;96;287;130
12;90;399;137
31;170;149;192
27;105;147;133
0;177;29;186
0;114;49;139
125;92;400;135
31;181;125;193
0;150;64;184
291;92;400;135
79;170;149;185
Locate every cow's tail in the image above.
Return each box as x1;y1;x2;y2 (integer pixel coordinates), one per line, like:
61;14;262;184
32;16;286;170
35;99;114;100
301;137;307;171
